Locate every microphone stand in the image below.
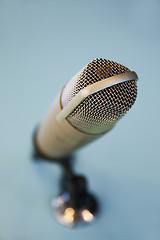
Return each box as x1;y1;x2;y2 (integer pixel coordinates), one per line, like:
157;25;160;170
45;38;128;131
33;132;98;228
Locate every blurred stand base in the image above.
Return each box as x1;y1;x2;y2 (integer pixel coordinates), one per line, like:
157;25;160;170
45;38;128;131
33;130;98;228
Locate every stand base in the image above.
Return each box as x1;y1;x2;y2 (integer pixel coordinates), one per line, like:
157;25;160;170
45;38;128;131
33;128;99;228
52;191;98;228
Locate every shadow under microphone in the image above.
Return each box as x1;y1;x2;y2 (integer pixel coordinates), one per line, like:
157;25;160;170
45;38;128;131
33;58;138;227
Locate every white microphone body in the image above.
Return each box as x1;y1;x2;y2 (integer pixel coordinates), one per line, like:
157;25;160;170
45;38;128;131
34;58;138;160
35;92;113;159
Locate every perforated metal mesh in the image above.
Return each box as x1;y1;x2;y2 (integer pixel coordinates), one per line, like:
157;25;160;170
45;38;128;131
61;58;137;134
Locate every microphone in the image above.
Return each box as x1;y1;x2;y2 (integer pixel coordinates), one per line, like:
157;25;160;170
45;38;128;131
33;58;138;227
34;58;138;160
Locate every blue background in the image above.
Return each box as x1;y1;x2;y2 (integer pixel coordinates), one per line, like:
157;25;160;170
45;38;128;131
0;0;160;239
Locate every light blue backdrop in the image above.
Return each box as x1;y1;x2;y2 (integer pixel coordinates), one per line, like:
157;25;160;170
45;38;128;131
0;0;160;239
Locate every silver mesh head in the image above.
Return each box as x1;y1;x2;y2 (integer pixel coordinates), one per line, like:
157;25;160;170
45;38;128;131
61;58;137;134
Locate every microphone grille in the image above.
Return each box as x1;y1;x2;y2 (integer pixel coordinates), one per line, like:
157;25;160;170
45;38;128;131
61;58;137;134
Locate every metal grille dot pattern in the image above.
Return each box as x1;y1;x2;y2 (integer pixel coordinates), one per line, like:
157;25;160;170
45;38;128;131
61;58;137;134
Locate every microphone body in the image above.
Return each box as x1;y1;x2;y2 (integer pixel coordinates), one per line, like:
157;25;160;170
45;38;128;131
34;58;138;160
35;92;114;159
